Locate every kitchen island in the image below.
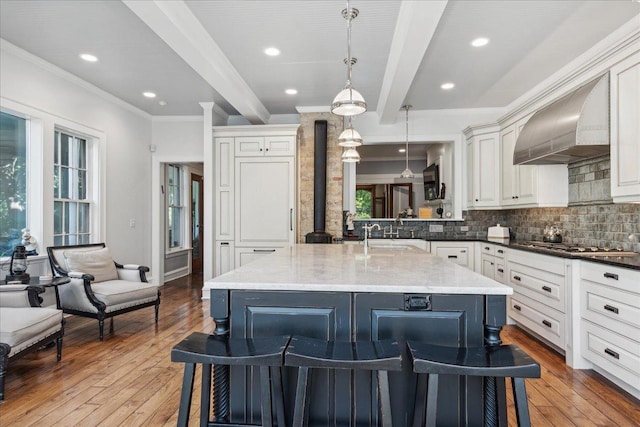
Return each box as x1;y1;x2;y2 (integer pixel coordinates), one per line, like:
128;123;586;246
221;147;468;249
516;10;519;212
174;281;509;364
203;244;512;426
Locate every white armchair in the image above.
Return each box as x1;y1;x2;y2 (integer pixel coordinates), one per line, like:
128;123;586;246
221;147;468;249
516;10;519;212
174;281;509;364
47;243;160;341
0;284;64;400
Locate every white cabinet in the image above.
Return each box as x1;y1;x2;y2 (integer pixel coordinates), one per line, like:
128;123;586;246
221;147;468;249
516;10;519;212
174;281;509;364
212;125;298;278
464;124;500;209
610;51;640;203
579;262;640;397
499;117;568;207
235;135;295;157
479;243;506;284
507;249;568;351
429;241;474;270
235;157;295;247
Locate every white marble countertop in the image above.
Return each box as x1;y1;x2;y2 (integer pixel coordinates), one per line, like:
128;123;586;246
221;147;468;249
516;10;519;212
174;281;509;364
203;244;512;296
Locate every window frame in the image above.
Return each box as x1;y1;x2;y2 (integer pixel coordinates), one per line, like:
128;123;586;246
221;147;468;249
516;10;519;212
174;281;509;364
166;163;186;251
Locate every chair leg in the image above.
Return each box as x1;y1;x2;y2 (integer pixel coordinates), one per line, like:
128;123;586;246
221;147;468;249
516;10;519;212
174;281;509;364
497;378;508;427
292;367;311;427
377;370;393;427
512;378;532;427
109;317;114;334
270;366;286;427
98;319;104;341
201;364;212;427
260;366;274;427
0;343;8;402
425;374;439;427
177;363;196;427
155;300;160;323
56;336;63;361
412;373;428;427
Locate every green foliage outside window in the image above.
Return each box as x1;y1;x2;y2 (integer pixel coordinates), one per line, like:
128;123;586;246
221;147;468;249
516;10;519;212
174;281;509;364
355;189;372;219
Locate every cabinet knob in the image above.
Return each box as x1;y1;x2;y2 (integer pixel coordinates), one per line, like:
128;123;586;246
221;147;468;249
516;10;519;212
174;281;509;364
475;199;479;202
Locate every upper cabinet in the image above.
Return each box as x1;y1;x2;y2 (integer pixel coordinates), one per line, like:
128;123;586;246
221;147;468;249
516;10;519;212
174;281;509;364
499;116;568;208
464;124;500;209
610;51;640;203
235;135;296;157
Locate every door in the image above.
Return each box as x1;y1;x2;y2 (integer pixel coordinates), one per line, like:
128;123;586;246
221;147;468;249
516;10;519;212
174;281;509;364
191;173;204;274
388;183;413;217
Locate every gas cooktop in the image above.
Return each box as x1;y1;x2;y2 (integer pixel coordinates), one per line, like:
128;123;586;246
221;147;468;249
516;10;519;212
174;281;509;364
512;241;637;257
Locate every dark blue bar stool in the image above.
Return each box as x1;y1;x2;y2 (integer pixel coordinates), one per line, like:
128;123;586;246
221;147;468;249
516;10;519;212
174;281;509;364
407;341;540;427
171;332;290;427
284;336;403;427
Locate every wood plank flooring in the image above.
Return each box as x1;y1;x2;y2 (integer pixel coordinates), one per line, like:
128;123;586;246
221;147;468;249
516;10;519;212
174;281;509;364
1;273;639;426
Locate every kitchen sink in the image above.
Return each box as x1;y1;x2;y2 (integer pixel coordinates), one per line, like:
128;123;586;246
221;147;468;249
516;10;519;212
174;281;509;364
368;244;411;251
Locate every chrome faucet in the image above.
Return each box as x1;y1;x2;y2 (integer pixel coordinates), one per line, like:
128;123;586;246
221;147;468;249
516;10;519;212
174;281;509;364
384;224;400;238
362;223;381;256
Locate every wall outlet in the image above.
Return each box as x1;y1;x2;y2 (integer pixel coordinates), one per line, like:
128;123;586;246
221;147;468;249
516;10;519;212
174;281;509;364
460;225;469;232
429;224;444;233
129;218;136;228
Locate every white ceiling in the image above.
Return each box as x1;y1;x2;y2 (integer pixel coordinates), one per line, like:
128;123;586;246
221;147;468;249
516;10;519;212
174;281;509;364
0;0;638;121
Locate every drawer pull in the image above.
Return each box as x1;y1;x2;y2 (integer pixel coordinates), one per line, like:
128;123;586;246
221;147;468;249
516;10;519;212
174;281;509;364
542;285;552;293
497;268;504;273
448;255;458;259
461;250;466;253
513;275;522;281
513;304;522;311
542;320;552;328
604;272;619;280
484;246;490;251
220;242;229;246
253;249;276;253
604;304;619;314
604;348;620;360
497;249;504;254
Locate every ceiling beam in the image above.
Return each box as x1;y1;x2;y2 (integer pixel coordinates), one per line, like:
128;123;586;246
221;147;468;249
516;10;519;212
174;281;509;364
376;1;448;124
123;0;270;124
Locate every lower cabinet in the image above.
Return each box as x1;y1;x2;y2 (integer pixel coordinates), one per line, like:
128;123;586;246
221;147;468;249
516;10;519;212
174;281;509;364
507;249;568;351
579;262;640;397
479;243;507;283
234;247;280;267
429;241;475;270
214;240;234;276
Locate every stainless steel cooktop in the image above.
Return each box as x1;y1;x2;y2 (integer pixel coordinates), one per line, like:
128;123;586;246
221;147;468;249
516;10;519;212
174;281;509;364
512;241;637;257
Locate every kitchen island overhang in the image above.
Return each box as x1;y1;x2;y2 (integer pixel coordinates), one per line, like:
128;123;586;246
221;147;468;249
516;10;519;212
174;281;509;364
203;244;513;427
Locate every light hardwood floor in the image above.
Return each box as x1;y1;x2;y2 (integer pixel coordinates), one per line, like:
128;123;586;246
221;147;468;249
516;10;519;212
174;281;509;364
1;273;639;426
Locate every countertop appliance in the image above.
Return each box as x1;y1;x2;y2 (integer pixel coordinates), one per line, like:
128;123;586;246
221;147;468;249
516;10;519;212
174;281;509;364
487;224;510;243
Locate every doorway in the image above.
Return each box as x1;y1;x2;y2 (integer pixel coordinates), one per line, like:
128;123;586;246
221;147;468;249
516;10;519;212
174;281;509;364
191;173;204;274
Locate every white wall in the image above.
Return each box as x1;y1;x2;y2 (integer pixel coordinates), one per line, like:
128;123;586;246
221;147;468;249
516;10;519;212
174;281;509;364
0;43;153;269
151;117;204;158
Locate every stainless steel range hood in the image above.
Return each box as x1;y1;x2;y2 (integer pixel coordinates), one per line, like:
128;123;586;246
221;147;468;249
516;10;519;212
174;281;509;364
513;74;609;165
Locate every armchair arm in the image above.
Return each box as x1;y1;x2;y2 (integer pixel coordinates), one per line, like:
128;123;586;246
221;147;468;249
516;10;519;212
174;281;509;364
114;262;149;282
0;284;45;307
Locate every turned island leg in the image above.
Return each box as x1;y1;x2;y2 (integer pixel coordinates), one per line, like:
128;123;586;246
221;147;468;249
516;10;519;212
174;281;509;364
485;295;507;427
209;289;231;423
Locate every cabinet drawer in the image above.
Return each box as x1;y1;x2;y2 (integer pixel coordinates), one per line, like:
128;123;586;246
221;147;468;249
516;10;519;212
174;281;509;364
581;320;640;387
480;244;495;256
581;281;640;337
508;263;564;312
495;261;506;284
494;247;506;259
509;294;564;349
581;261;640;293
434;247;469;267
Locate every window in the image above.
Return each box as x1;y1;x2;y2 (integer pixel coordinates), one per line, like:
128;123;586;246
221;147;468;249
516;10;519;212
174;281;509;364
167;164;183;249
0;112;27;256
53;130;91;245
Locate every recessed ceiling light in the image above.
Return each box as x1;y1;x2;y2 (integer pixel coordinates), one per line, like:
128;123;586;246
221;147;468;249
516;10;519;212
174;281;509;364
285;89;298;95
264;47;280;56
158;100;167;106
398;148;406;153
79;53;98;62
143;92;156;98
441;82;455;90
471;37;490;47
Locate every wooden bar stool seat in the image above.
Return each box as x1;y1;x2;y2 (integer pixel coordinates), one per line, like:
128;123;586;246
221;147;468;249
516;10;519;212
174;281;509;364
284;336;403;427
171;332;290;427
407;341;540;427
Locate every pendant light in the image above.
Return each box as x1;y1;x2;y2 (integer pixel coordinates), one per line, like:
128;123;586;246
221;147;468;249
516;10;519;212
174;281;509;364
400;105;414;178
331;1;367;116
341;147;361;163
338;117;363;147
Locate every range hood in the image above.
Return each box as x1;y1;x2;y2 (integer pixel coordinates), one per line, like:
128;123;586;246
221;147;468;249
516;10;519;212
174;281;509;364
513;74;609;165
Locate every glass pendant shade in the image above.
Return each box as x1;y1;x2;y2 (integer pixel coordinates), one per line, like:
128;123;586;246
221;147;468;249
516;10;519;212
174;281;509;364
331;86;367;116
338;126;363;147
341;147;361;163
400;167;414;179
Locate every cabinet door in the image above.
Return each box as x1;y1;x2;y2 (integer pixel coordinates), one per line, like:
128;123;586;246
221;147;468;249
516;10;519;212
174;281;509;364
475;133;500;206
466;137;475;208
215;137;235;240
500;125;518;205
264;135;295;156
610;52;640;202
481;254;496;280
235;136;264;156
235;157;295;246
214;240;234;276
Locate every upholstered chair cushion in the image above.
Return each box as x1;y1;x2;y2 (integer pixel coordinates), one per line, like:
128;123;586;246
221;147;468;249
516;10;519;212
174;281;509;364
63;247;118;283
0;307;63;356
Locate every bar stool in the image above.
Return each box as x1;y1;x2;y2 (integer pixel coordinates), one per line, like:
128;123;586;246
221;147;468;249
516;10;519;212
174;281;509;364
407;341;540;427
171;332;290;427
284;336;403;427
